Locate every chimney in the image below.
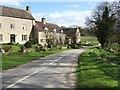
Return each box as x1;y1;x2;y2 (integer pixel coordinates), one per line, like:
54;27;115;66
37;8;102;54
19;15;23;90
26;6;30;11
42;18;46;25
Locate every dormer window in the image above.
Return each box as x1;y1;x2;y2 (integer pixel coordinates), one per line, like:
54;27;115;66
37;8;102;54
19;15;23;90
53;29;56;33
61;30;63;33
44;27;48;35
10;24;15;29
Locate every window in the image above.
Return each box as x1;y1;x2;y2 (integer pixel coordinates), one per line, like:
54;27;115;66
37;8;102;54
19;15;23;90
22;35;27;41
0;23;1;28
0;34;3;41
41;39;43;42
22;24;26;30
10;24;15;29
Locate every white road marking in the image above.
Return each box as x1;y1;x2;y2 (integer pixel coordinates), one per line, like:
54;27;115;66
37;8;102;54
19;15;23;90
6;71;38;88
6;57;62;88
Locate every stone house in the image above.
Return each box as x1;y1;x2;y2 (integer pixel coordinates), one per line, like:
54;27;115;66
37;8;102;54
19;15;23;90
0;5;65;46
35;18;65;46
0;5;79;46
62;28;81;44
0;5;35;44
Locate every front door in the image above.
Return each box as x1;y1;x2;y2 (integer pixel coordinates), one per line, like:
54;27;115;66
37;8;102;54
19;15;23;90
10;34;15;43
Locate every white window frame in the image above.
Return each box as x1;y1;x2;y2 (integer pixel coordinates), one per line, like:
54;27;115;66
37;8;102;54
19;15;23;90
22;35;27;41
10;24;15;29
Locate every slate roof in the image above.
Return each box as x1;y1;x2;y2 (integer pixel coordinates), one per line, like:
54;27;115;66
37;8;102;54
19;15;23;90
34;22;42;32
0;5;35;20
35;21;61;33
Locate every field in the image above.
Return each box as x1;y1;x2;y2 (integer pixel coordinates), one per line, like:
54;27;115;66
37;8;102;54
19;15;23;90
81;36;99;46
81;36;98;43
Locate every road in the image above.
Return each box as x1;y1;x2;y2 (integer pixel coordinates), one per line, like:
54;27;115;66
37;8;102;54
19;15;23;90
1;48;88;90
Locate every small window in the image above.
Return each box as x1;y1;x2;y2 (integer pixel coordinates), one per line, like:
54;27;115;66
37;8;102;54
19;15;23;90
22;35;27;41
22;24;26;30
41;39;43;42
0;34;3;41
10;24;15;29
0;23;1;28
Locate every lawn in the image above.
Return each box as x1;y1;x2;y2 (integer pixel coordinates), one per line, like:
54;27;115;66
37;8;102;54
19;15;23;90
81;36;98;42
81;36;99;46
76;48;119;89
2;45;20;52
2;49;67;71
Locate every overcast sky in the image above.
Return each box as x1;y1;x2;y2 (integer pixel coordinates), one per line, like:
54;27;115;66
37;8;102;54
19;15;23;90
0;0;117;27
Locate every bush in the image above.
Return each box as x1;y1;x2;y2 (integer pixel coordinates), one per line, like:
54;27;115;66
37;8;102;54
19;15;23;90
35;44;43;52
2;46;12;52
19;45;25;53
24;40;33;48
68;44;81;49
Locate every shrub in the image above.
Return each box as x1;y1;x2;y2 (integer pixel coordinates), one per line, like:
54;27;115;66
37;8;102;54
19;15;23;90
35;44;43;52
20;45;25;51
2;46;12;52
24;40;33;48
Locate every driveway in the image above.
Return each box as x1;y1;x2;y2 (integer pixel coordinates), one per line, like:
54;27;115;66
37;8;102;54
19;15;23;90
1;48;88;89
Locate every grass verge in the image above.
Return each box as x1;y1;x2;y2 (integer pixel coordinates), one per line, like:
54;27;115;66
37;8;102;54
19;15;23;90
2;49;67;71
76;48;119;89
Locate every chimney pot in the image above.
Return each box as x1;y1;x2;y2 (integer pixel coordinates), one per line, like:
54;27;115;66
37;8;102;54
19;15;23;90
26;6;30;11
42;18;46;25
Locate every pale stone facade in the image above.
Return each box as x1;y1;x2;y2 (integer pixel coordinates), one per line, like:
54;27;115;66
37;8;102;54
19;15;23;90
0;5;80;46
0;16;35;44
36;18;65;46
75;28;81;44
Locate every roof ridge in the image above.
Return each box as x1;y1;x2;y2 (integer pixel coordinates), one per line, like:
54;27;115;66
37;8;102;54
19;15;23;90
0;5;27;12
0;5;35;20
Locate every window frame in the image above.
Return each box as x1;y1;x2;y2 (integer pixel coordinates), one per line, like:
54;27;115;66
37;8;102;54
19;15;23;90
9;24;15;29
22;35;27;41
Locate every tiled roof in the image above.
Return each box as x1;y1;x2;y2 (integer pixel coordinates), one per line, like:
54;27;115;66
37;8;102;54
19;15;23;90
0;5;35;20
35;21;61;33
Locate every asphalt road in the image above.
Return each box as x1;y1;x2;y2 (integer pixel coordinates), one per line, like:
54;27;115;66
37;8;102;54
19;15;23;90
1;48;88;89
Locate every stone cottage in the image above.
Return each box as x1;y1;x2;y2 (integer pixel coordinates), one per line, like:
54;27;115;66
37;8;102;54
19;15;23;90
0;5;35;44
0;5;65;46
0;5;80;46
35;18;65;46
62;28;81;44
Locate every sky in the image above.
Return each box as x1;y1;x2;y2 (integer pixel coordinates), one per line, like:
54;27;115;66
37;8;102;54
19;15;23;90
0;0;118;27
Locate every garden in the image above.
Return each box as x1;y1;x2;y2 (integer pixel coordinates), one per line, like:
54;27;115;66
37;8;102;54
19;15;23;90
0;40;68;71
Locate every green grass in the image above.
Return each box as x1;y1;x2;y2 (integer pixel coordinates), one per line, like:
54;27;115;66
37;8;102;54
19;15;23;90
2;45;20;52
76;48;119;89
81;36;98;42
81;36;99;45
2;49;67;71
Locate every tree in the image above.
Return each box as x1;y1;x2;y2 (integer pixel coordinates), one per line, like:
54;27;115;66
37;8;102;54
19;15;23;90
86;2;117;48
111;1;120;43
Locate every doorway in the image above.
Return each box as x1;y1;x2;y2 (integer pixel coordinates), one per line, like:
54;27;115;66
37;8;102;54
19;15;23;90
10;34;15;43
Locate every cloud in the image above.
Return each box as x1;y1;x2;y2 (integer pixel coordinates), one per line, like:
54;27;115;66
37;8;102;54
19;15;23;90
33;10;92;27
0;0;24;6
67;4;79;8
